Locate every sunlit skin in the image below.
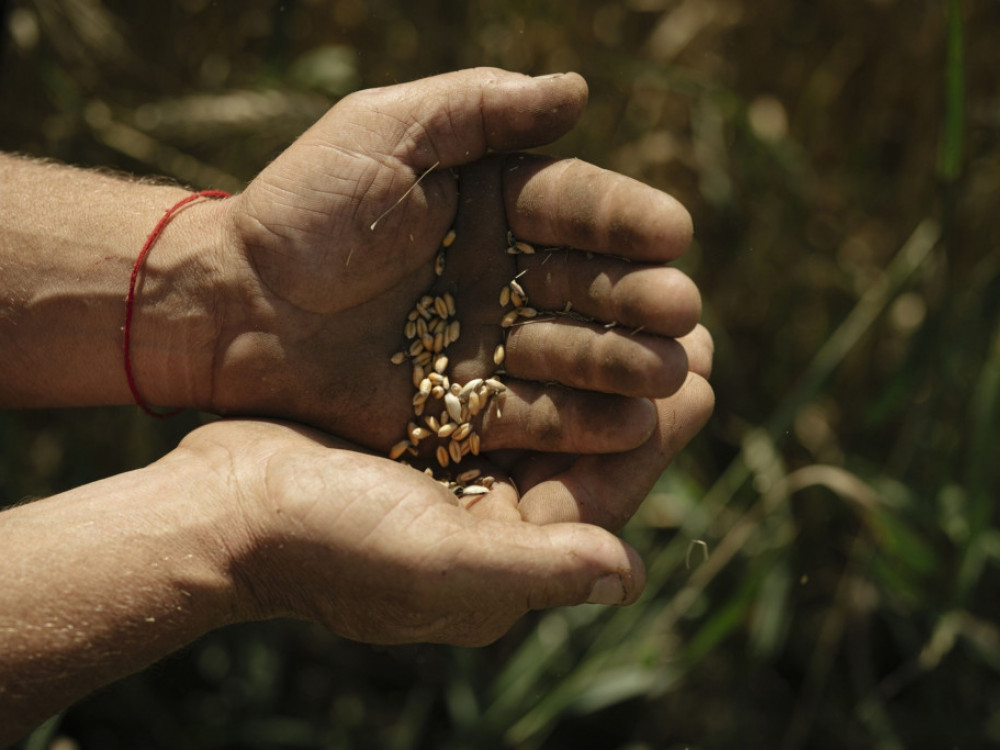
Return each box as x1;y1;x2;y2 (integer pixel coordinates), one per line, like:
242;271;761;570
0;69;714;745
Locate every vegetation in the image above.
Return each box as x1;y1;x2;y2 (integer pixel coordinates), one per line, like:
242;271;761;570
2;0;998;747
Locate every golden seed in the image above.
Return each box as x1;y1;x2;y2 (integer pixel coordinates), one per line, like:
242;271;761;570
484;377;505;392
425;415;440;432
432;317;447;334
505;246;519;255
440;409;450;425
459;378;483;400
448;440;462;464
442;228;457;248
509;279;526;299
434;250;446;276
468;390;482;415
515;241;535;254
441;376;450;390
431;385;446;400
408;309;419;322
428;371;445;385
461;405;470;422
391;351;407;365
493;344;505;365
436;445;450;468
459;439;471;456
433;331;445;353
444;292;456;317
408;423;430;443
405;320;417;339
438;422;457;438
434;355;448;373
448;320;461;343
462;485;489;496
444;391;463;423
415;351;432;368
449;382;462;396
452;422;472;441
417;304;432;321
421;332;435;351
414;400;425;417
499;286;511;307
419;378;432;396
457;468;481;483
421;295;434;307
511;293;524;308
501;310;519;328
416;317;428;338
434;296;449;319
412;391;429;407
389;440;410;460
412;364;425;388
408;339;424;357
518;307;538;318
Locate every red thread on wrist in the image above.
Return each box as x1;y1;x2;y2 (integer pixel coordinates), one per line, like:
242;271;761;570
124;189;231;418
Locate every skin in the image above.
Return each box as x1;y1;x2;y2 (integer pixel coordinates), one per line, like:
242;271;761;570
0;68;715;744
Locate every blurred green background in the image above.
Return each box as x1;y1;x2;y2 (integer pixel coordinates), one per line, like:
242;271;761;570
2;0;999;748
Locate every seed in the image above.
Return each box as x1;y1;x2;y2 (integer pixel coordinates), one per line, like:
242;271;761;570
431;297;446;319
434;355;448;374
450;382;462;395
448;440;462;464
509;279;526;299
440;409;450;425
437;422;457;438
459;439;471;456
421;294;434;307
404;320;417;339
414;400;425;417
431;385;445;400
501;310;519;328
421;332;434;351
493;344;505;365
511;292;523;308
518;307;538;318
412;390;429;406
444;292;456;317
408;309;419;322
432;317;447;334
436;445;449;468
468;390;482;415
462;485;489;496
412;365;425;388
441;376;450;390
389;440;410;460
408;423;430;443
408;339;424;357
428;371;445;385
416;304;432;321
457;468;481;483
416;318;428;338
419;378;432;397
425;415;439;432
414;350;432;367
484;378;506;393
390;351;407;365
433;331;445;353
499;286;511;307
452;422;472;441
515;241;535;255
480;474;494;488
448;320;461;343
505;246;519;255
459;378;483;400
434;250;446;276
442;228;457;247
444;391;463;423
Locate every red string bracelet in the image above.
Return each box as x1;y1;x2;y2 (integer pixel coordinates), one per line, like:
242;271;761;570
123;189;231;418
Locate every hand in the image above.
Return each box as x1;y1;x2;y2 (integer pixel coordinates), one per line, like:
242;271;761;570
178;419;646;646
208;68;701;463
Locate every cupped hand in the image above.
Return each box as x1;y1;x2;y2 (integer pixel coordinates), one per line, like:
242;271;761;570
209;68;700;462
176;419;645;646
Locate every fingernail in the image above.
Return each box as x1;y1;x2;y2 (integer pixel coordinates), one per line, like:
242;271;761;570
587;574;625;605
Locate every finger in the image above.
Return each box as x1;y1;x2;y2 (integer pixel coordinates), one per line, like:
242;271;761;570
514;251;702;338
516;372;715;529
477;380;658;454
337;69;589;169
679;324;714;379
505;318;690;399
504;154;693;263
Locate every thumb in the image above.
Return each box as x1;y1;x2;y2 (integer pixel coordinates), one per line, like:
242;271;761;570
337;68;589;169
470;521;647;611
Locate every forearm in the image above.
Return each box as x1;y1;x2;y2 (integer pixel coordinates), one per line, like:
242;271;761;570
0;455;245;746
0;153;232;409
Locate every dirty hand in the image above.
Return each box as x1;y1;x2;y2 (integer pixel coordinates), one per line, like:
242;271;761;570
209;68;703;465
180;419;646;645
